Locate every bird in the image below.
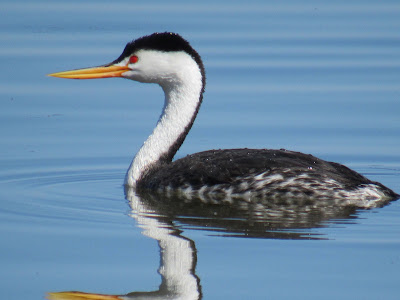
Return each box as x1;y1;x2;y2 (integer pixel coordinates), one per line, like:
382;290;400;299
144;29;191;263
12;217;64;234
48;32;398;207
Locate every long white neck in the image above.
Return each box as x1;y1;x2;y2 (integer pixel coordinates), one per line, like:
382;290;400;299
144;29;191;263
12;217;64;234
125;61;203;187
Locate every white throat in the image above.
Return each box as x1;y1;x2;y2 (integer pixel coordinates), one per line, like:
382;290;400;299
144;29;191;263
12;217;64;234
124;52;203;187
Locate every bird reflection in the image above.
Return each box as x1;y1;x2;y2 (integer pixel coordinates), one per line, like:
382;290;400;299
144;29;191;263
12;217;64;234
47;188;394;300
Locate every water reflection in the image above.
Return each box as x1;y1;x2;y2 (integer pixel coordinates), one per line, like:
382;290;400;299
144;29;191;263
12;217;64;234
47;188;394;300
129;188;365;240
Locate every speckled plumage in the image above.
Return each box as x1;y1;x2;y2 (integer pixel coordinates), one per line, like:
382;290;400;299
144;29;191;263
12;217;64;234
137;148;398;207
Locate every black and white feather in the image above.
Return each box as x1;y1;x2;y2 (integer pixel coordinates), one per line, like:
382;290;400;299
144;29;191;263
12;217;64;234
111;32;397;207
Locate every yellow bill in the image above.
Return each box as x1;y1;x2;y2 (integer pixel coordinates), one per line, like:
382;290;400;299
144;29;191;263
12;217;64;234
46;291;122;300
48;65;130;79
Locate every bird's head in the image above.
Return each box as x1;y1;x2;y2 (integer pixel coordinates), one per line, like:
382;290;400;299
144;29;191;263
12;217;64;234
48;32;205;89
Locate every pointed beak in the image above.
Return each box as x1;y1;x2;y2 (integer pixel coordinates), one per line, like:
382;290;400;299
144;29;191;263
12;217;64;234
46;291;123;300
48;64;130;79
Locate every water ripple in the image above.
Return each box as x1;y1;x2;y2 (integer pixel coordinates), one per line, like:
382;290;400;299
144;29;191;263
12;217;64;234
0;158;127;225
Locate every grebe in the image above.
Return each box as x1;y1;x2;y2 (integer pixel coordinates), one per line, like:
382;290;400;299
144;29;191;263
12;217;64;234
49;32;398;207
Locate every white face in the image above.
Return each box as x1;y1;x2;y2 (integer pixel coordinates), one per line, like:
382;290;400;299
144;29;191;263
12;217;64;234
115;49;201;87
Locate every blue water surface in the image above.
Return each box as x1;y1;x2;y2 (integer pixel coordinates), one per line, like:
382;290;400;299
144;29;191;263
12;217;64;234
0;1;400;299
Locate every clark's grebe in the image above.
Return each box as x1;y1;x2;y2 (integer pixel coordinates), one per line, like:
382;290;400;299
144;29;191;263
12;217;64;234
49;32;398;207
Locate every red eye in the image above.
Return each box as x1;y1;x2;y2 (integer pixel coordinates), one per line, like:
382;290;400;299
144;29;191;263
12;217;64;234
129;56;138;64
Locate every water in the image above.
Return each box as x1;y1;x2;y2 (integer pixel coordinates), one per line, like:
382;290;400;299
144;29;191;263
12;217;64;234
1;0;400;299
